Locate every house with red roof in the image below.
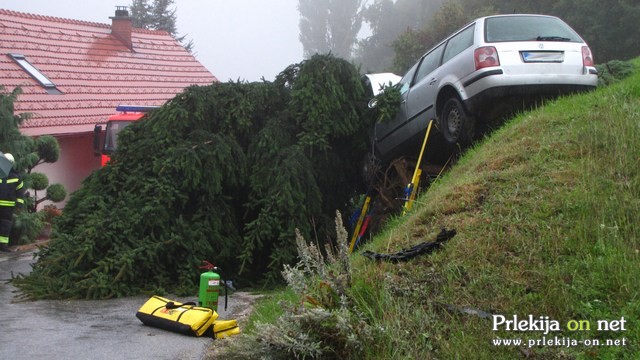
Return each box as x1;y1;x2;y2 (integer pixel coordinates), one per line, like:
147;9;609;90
0;7;217;205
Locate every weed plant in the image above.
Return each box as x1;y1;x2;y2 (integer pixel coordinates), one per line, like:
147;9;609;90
224;211;378;359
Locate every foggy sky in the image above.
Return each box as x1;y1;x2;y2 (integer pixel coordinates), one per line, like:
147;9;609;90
0;0;303;82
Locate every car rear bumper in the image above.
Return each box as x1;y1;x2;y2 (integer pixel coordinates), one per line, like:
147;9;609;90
463;72;597;116
465;68;597;90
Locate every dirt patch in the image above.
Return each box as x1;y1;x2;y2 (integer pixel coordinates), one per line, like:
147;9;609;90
204;291;264;359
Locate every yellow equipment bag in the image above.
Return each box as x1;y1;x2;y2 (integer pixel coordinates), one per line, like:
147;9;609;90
212;319;241;339
136;295;218;337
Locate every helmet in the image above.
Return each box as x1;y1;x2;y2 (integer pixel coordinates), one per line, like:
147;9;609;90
4;153;14;164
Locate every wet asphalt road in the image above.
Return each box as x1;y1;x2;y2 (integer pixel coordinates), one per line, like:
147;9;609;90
0;250;232;360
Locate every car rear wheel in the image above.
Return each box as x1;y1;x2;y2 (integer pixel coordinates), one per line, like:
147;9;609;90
440;97;475;147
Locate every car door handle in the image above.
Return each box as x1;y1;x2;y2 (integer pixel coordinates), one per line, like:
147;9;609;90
429;78;437;85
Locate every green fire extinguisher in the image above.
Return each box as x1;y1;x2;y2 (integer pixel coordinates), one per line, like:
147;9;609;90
199;260;227;312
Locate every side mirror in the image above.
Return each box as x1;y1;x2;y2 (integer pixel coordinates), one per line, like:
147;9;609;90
93;125;102;156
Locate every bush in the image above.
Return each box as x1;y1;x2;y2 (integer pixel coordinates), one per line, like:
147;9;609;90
228;211;378;359
596;60;635;86
29;172;48;191
45;183;66;203
42;205;62;224
10;210;44;246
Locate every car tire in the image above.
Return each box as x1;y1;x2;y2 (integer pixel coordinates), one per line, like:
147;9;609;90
439;97;475;148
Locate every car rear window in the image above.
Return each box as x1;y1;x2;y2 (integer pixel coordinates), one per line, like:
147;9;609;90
485;16;582;43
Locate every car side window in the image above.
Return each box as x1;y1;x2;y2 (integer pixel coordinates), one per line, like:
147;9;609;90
397;63;418;95
442;24;475;64
413;44;445;85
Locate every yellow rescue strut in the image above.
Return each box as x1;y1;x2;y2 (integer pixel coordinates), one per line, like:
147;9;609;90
349;194;371;253
402;119;434;216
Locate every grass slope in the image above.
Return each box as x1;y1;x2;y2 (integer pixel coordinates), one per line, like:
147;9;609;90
349;59;640;359
238;59;639;359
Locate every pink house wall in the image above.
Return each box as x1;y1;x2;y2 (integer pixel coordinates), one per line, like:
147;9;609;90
32;133;101;208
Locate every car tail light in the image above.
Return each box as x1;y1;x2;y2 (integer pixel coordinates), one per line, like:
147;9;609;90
582;46;594;67
475;46;500;70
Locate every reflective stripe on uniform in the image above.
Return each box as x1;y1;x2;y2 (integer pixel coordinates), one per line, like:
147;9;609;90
16;198;24;204
0;200;16;207
6;178;19;184
0;235;8;244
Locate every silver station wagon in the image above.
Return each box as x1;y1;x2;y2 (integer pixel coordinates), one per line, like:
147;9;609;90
373;14;598;162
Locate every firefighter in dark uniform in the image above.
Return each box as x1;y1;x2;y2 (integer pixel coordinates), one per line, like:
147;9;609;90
0;153;25;252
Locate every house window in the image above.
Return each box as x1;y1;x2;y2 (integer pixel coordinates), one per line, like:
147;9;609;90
8;53;62;94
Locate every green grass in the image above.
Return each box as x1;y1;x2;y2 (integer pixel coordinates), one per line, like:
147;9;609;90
350;58;640;359
241;286;299;333
237;58;640;359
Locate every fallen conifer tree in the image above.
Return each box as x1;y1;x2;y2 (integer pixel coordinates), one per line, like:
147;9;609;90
14;54;377;299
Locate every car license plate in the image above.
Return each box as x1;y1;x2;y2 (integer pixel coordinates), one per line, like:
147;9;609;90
521;51;564;63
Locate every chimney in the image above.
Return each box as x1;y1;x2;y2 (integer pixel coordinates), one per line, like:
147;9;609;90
110;6;133;50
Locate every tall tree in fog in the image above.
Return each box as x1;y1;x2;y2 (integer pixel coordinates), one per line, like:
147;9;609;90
547;0;640;63
130;0;152;27
391;0;473;73
354;0;445;72
298;0;366;59
129;0;194;52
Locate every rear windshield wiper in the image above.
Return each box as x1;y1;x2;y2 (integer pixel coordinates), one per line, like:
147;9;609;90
536;36;571;41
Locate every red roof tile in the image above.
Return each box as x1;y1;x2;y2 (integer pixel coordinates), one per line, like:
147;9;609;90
0;9;218;135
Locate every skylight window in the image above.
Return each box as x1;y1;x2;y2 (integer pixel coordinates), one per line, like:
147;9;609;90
9;53;61;94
